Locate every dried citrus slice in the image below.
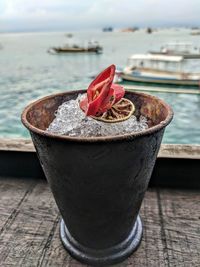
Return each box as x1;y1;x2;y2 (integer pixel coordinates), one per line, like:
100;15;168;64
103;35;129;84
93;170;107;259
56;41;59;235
92;98;135;123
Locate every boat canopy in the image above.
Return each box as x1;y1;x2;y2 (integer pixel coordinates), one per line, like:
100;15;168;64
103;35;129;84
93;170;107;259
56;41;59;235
164;42;192;47
160;42;199;54
128;54;183;62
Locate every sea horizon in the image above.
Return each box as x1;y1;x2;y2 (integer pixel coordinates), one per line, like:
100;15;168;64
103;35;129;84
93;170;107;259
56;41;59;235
1;25;199;35
0;29;200;144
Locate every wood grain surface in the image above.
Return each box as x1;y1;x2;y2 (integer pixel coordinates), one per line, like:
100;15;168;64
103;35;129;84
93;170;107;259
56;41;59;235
0;177;199;267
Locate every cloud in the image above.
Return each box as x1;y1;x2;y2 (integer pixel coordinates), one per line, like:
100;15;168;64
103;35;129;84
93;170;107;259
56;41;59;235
0;0;200;31
0;0;93;19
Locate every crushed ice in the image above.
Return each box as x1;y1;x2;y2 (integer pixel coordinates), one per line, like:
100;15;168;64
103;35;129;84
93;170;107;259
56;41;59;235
47;94;148;137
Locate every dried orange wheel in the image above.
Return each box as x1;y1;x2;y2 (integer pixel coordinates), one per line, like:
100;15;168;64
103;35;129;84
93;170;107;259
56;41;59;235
92;98;135;123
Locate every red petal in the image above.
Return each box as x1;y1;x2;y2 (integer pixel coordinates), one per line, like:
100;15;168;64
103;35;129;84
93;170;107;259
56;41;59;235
79;65;125;117
86;81;111;116
85;65;115;116
87;65;115;102
98;86;115;113
111;84;125;103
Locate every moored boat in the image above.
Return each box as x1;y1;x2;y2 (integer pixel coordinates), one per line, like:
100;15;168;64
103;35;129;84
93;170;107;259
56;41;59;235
121;54;200;87
48;41;103;54
150;42;200;59
102;27;113;32
190;30;200;36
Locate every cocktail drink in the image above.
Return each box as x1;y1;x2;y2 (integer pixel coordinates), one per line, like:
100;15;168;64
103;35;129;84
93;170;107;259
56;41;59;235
47;65;148;137
22;65;173;266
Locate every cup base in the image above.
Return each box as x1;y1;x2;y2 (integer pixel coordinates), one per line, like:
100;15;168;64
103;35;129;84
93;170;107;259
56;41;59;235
60;215;143;266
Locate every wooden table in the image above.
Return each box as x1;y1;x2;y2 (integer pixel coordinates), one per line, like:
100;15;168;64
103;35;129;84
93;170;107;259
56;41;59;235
0;176;199;267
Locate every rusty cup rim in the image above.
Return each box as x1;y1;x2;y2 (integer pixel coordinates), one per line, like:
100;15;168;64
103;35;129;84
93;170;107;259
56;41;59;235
21;90;173;143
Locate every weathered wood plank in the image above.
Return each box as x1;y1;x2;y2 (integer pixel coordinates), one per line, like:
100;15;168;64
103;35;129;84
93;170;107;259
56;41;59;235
158;144;200;159
0;178;58;267
0;138;35;152
38;221;83;267
0;178;35;236
0;177;199;266
121;189;166;267
1;138;200;159
158;189;200;267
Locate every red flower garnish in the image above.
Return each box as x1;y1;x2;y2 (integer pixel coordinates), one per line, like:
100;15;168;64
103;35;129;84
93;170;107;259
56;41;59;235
80;65;125;116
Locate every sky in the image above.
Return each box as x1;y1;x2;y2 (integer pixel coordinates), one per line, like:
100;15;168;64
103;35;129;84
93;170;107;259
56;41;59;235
0;0;200;32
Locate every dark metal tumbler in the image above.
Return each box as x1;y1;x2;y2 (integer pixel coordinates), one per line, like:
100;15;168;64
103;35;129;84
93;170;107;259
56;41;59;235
22;90;173;266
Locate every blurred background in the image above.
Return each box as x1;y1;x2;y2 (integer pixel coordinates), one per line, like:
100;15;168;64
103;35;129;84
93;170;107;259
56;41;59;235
0;0;200;143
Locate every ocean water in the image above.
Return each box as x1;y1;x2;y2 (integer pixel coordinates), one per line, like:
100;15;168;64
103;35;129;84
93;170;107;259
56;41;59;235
0;28;200;143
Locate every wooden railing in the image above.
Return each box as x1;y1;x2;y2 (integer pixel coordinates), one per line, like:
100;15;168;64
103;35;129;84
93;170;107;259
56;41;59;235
0;138;199;159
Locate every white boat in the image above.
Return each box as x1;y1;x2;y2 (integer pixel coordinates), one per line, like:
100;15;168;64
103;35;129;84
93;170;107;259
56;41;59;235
121;54;200;87
190;30;200;36
150;42;200;59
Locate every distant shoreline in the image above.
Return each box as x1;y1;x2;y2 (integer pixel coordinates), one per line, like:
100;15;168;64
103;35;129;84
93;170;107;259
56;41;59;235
0;26;198;35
